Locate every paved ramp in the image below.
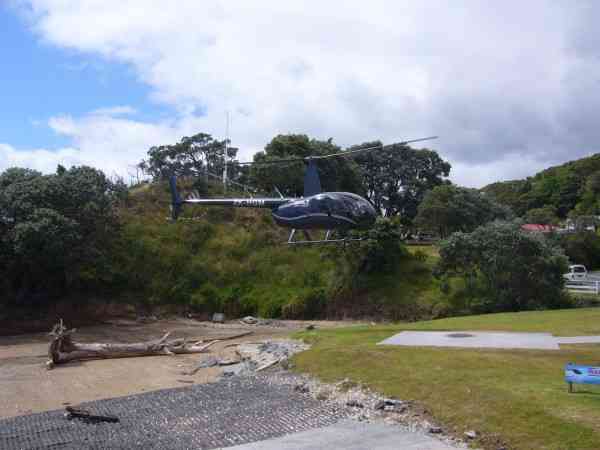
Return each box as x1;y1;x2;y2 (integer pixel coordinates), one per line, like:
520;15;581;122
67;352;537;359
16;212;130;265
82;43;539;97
379;331;600;350
0;376;459;450
0;377;346;449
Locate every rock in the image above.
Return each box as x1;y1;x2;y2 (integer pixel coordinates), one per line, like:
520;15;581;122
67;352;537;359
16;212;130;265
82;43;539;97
346;399;364;408
196;356;219;369
384;404;407;413
374;400;386;410
316;388;331;400
294;383;310;393
305;324;316;330
218;356;241;366
212;313;225;323
136;315;157;324
336;378;357;391
429;426;442;434
464;430;477;439
221;361;256;378
241;316;258;325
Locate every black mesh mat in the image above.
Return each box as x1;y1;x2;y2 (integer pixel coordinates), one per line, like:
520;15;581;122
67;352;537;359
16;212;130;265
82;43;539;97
0;376;346;449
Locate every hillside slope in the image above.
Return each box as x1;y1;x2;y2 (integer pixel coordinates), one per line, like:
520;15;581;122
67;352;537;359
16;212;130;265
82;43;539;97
112;182;448;320
482;153;600;217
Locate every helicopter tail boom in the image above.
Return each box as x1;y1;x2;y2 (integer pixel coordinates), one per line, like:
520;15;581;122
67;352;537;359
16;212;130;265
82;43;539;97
168;175;295;220
182;197;293;208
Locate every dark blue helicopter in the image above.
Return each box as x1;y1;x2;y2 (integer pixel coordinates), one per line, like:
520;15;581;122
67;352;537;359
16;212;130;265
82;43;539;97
169;136;437;244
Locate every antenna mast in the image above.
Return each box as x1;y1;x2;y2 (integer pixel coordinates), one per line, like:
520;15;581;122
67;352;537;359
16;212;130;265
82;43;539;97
222;110;230;192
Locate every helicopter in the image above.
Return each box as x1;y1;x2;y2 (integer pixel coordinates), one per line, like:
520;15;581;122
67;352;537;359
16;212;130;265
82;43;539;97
169;136;438;244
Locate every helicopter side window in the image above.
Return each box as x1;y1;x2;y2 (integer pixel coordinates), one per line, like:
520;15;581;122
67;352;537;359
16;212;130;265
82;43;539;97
308;197;321;213
328;196;348;215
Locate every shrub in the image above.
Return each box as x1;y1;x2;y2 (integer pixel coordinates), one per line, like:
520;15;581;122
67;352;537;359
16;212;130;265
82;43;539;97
436;222;569;313
559;232;600;269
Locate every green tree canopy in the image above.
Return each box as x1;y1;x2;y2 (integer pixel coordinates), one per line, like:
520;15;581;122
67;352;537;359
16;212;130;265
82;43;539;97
574;171;600;215
559;232;600;269
482;153;600;219
480;179;530;216
436;222;568;312
351;141;451;224
0;166;122;304
524;205;560;225
249;134;363;197
139;133;244;182
415;185;511;238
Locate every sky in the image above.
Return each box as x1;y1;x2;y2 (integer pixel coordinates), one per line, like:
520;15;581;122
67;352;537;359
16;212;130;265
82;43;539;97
1;1;600;187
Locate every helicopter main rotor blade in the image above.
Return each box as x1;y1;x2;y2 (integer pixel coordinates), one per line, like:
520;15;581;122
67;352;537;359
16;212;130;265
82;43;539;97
228;136;438;166
233;157;306;166
309;136;439;160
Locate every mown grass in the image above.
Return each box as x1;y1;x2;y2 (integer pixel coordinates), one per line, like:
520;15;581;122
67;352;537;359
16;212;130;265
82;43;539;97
294;309;600;450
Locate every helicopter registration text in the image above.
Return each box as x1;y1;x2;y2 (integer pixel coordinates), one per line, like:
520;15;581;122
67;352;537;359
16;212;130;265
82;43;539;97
233;199;265;207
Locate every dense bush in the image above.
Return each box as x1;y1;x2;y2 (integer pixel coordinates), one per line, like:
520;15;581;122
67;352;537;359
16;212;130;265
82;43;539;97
559;232;600;269
436;222;570;313
415;184;512;238
0;166;124;306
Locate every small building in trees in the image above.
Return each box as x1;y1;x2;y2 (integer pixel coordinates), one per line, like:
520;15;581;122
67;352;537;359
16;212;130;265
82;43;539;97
521;223;559;233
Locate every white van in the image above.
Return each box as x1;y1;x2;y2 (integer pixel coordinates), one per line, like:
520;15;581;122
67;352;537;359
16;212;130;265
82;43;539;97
564;265;588;281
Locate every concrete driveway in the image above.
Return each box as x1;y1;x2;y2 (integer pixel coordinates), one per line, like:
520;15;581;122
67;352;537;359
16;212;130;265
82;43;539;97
227;420;457;450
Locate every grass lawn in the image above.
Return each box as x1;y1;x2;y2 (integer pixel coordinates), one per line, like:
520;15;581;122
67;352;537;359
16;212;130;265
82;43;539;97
294;308;600;450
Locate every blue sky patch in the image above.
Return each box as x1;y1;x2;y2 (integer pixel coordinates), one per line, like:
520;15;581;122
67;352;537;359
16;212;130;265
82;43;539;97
0;7;168;149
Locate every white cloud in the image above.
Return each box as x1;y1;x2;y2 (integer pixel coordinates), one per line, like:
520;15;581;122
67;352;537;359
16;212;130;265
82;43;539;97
44;111;209;177
2;109;209;178
451;154;551;189
8;0;600;186
89;105;137;116
0;143;82;173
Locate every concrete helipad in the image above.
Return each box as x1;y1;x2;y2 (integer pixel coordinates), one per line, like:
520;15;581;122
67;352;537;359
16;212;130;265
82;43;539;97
378;331;600;350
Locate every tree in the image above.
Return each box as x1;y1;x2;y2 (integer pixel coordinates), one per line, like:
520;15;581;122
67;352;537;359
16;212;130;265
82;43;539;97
325;217;408;300
0;166;122;305
480;179;530;216
139;133;244;181
560;232;600;269
524;206;560;225
574;171;600;215
351;141;451;224
249;134;363;197
435;222;569;312
415;185;511;238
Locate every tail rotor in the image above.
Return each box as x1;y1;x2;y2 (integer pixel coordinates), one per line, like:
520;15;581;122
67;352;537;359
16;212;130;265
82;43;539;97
169;175;183;221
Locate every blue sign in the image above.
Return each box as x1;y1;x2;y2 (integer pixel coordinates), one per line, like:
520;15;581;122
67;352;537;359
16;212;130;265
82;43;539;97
565;363;600;385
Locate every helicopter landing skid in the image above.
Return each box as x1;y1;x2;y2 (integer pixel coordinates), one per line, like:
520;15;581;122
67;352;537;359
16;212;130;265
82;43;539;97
286;229;364;245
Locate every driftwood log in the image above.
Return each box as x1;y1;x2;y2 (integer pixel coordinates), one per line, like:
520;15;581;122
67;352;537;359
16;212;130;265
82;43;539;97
46;320;248;369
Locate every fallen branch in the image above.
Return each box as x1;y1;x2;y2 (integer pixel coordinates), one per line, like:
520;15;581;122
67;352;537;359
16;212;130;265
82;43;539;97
46;320;214;369
216;331;253;341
